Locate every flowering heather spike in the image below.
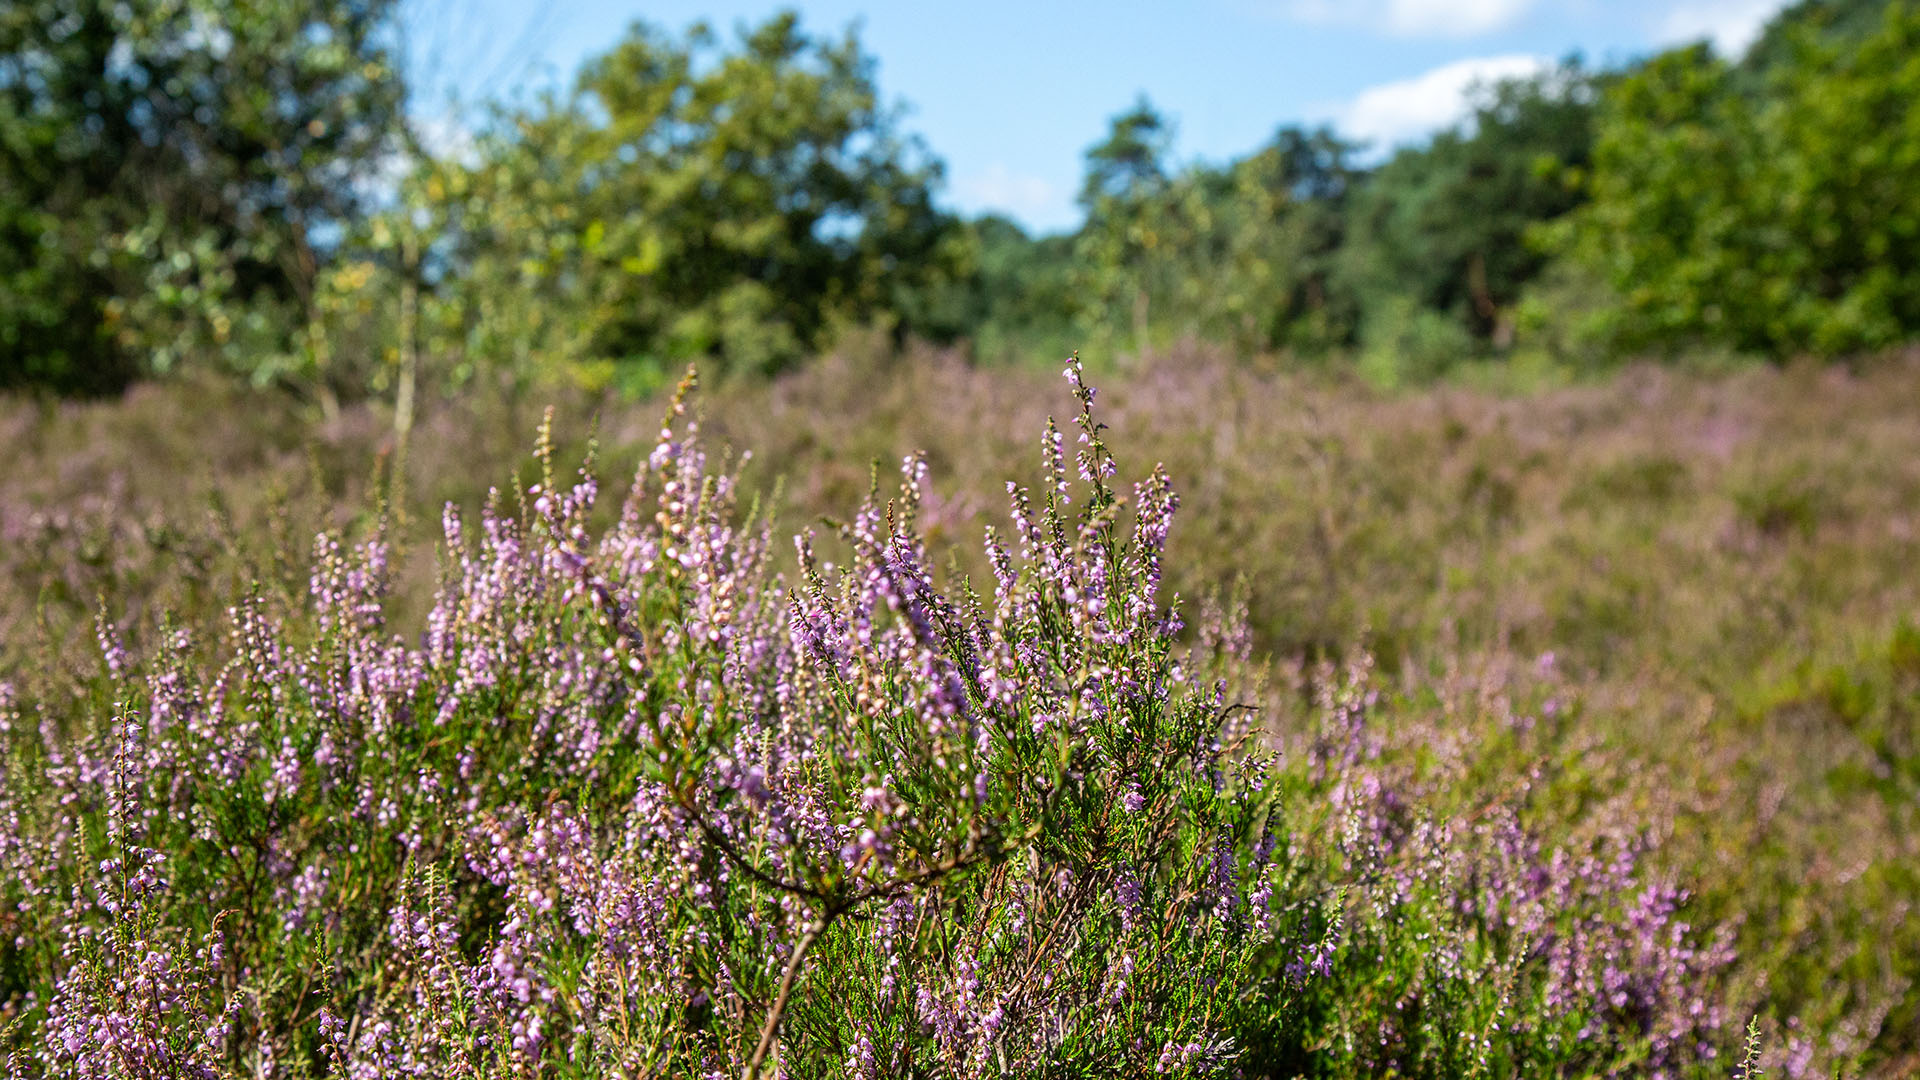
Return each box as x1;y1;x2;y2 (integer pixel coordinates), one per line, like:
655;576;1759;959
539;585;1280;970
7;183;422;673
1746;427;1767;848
898;452;929;535
1044;417;1070;511
94;608;130;681
536;404;558;497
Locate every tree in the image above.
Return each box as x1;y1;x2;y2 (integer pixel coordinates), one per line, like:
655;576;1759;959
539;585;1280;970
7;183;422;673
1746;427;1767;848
1338;60;1600;352
1567;1;1920;355
1740;0;1893;74
422;12;964;391
0;0;405;393
1078;96;1173;209
1757;0;1920;351
949;214;1081;366
1073;97;1185;356
1210;125;1362;352
1053;111;1364;362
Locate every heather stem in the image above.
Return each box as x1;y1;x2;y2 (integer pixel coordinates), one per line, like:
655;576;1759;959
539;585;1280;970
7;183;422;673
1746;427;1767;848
745;917;828;1080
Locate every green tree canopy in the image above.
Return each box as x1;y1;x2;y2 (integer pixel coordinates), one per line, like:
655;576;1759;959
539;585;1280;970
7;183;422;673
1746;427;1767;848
1071;97;1194;355
1214;125;1361;352
1740;0;1894;76
1569;1;1920;355
426;12;965;390
0;0;404;393
1078;96;1173;209
1339;60;1600;349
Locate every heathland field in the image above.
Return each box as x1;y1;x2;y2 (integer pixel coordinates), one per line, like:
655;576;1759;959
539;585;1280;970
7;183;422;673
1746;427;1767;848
7;0;1920;1072
2;346;1916;1076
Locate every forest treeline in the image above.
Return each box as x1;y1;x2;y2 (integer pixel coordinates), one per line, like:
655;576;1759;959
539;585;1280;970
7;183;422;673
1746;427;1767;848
3;0;1916;400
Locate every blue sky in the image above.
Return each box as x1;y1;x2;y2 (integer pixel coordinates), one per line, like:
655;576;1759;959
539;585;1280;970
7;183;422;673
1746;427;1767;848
403;0;1792;234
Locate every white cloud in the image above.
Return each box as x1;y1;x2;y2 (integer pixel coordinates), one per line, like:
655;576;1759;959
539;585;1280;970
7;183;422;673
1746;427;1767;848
951;164;1078;234
1280;0;1537;38
1326;54;1551;149
1655;0;1792;56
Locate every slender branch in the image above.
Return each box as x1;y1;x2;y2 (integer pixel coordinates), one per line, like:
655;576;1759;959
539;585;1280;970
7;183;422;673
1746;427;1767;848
686;809;829;901
851;820;1040;906
745;918;826;1080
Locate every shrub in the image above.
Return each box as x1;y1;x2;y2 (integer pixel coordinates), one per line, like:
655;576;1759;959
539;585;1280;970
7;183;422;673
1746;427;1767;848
0;364;1733;1076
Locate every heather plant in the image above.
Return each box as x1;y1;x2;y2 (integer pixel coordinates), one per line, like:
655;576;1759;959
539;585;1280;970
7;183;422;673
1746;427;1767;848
1;362;1742;1076
1283;656;1735;1077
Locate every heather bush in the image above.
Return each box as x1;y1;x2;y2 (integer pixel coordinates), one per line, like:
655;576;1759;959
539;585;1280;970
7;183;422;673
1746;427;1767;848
0;362;1743;1077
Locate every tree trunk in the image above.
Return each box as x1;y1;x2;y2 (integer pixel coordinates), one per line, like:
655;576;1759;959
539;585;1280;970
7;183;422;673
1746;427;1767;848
1133;285;1151;361
395;232;420;455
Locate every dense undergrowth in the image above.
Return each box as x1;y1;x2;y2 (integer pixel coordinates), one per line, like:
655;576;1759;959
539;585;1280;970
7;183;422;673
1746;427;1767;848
2;347;1918;1075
